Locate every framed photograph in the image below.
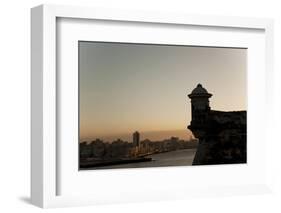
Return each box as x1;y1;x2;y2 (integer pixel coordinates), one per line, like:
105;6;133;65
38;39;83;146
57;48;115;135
31;4;274;208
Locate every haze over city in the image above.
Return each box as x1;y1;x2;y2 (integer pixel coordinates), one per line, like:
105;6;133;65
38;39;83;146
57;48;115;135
79;42;247;142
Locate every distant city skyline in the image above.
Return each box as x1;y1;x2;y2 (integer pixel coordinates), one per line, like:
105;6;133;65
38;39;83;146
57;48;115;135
80;129;194;143
79;42;247;142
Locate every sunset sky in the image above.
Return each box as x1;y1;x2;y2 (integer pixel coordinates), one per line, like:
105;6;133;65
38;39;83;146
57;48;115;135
79;42;247;142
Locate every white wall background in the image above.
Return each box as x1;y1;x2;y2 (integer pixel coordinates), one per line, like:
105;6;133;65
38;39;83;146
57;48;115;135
0;0;280;212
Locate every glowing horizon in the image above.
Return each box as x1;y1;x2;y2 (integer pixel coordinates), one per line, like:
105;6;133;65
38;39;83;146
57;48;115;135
80;129;194;143
79;42;247;142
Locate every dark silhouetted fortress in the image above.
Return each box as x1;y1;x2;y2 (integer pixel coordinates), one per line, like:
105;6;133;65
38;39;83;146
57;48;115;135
188;84;247;165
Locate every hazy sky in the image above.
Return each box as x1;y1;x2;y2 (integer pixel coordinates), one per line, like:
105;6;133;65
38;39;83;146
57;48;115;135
79;42;247;142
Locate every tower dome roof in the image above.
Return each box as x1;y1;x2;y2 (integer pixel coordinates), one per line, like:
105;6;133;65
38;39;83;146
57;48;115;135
191;84;208;94
188;84;212;98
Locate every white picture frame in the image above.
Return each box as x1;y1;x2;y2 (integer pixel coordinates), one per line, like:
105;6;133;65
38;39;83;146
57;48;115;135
31;4;274;208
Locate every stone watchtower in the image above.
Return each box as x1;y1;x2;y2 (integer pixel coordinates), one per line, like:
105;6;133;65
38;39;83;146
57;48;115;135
188;84;247;165
188;84;212;139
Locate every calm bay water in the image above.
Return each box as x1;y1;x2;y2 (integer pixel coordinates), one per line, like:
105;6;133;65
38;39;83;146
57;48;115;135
95;148;197;169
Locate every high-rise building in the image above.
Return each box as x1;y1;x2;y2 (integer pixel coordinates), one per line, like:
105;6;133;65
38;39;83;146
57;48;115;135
132;131;140;147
